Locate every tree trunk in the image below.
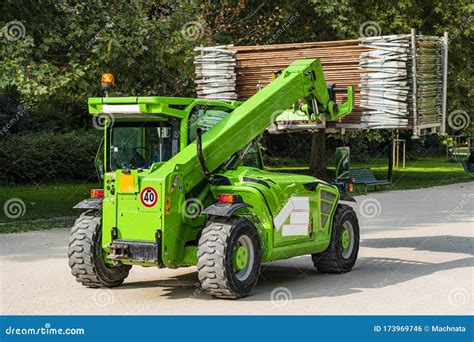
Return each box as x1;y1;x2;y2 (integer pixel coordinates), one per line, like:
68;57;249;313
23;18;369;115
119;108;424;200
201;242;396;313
309;129;327;177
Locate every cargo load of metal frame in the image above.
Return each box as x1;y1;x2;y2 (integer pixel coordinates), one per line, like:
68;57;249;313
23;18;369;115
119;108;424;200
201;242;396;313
194;29;448;137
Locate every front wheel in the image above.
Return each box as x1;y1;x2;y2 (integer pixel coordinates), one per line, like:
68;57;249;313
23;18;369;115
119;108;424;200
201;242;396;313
312;204;359;273
68;210;131;287
197;217;261;299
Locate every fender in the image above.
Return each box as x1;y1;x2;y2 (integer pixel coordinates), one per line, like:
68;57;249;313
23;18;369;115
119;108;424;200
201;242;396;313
339;193;356;202
203;202;252;217
73;197;103;210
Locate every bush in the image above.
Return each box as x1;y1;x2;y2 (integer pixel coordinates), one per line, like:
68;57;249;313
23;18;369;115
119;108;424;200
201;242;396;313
0;130;101;185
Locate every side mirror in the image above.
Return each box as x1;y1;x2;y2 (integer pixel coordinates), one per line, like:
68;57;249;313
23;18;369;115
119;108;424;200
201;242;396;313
335;146;350;180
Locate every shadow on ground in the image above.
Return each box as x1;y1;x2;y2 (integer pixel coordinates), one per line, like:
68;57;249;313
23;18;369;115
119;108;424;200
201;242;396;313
117;234;473;301
361;235;473;255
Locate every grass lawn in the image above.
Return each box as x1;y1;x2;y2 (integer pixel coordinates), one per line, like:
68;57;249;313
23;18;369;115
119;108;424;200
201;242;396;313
265;156;473;193
351;157;473;191
0;156;472;233
0;182;100;233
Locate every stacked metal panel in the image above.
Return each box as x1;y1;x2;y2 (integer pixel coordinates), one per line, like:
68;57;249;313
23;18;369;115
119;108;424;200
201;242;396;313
414;36;444;129
358;35;411;129
194;46;238;101
358;33;445;133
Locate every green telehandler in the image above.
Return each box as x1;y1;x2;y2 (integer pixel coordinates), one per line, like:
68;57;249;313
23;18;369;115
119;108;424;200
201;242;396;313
68;59;359;299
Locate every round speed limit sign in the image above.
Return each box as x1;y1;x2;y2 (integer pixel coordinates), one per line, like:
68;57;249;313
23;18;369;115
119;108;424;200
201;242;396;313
140;187;158;208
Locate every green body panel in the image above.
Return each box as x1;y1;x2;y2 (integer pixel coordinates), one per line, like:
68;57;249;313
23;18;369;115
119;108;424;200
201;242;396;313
88;59;353;269
209;167;339;262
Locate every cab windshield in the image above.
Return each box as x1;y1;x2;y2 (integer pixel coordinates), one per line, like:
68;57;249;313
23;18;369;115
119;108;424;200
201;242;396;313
108;121;178;171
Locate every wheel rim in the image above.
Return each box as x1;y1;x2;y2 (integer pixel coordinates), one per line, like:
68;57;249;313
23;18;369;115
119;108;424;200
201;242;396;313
341;221;354;259
233;235;254;281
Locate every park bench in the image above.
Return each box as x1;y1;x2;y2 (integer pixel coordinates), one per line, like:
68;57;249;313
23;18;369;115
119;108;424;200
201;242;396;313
349;168;391;193
461;160;474;173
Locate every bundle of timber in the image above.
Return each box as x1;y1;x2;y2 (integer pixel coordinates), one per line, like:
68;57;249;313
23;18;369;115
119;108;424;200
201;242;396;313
193;31;447;135
194;45;237;101
231;40;370;129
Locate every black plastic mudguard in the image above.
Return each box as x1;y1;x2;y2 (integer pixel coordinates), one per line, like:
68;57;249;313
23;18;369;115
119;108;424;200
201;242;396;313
73;197;103;210
203;202;251;217
339;193;357;202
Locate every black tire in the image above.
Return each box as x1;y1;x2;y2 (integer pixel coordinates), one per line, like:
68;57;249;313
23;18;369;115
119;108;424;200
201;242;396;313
197;217;261;299
312;204;359;273
68;210;131;287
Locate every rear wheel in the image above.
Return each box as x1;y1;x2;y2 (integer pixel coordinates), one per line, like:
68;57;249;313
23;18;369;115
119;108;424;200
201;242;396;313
312;204;359;273
197;217;261;299
68;210;131;287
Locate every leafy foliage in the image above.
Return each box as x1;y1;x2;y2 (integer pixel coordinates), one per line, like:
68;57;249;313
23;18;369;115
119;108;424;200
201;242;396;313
0;0;199;101
0;0;472;183
1;0;472;120
0;130;101;184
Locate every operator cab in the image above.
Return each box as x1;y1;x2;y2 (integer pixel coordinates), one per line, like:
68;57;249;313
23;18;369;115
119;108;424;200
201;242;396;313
107;121;178;171
96;72;262;175
99;115;265;181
